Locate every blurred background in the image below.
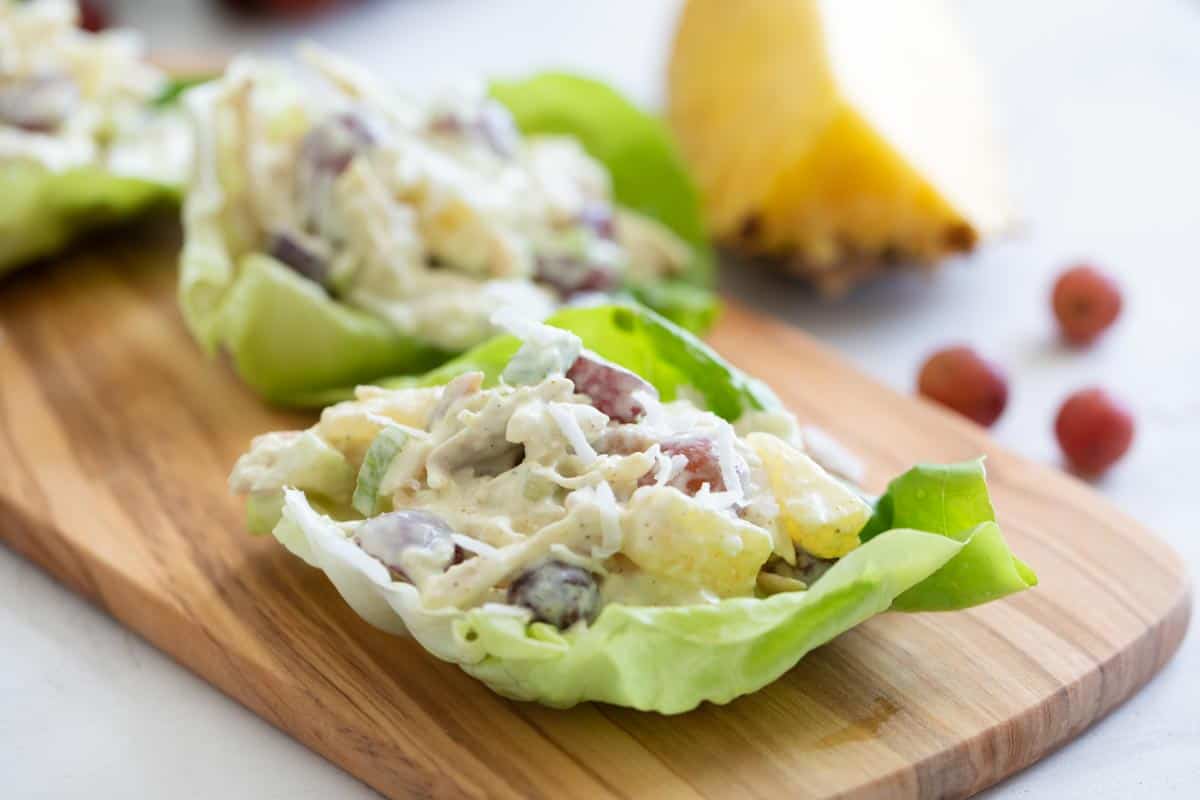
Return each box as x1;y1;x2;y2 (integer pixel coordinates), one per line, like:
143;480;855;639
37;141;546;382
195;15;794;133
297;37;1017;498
5;1;1199;798
93;0;1198;458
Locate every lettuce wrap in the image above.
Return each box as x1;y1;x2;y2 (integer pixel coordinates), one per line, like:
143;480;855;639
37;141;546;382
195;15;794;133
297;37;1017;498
180;49;715;406
0;1;192;275
231;304;1035;712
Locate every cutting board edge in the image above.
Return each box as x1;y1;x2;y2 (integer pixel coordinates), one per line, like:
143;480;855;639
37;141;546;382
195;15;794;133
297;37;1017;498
874;584;1191;799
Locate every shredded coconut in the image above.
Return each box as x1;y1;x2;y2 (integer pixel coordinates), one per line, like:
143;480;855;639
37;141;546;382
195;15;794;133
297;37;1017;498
651;449;689;488
591;481;624;559
645;444;670;486
565;480;623;559
477;601;532;620
547;403;597;464
713;423;745;501
451;533;498;557
633;388;667;434
548;543;609;573
688;483;742;513
364;411;403;429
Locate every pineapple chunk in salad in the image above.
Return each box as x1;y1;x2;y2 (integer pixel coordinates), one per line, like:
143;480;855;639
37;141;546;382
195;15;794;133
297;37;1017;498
748;431;869;559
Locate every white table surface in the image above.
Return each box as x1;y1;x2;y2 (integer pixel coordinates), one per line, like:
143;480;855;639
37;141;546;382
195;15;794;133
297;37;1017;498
3;0;1198;797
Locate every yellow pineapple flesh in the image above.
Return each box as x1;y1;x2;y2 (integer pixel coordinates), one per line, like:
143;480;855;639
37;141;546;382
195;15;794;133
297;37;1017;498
667;0;1012;293
623;486;774;597
746;433;870;560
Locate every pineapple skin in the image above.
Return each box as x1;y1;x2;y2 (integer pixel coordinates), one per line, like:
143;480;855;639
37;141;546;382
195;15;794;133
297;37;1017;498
741;107;979;295
668;0;1008;295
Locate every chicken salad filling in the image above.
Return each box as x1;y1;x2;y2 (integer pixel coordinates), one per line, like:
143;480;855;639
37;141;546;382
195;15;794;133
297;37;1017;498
230;318;872;625
227;304;1035;711
0;0;188;180
186;48;692;354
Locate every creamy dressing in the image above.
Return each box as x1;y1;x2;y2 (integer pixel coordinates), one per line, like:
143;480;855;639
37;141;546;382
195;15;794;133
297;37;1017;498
0;0;188;180
230;325;871;626
186;47;691;352
237;381;770;609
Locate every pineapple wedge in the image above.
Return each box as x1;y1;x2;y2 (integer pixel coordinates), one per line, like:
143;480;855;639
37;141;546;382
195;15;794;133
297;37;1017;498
747;433;870;559
623;486;774;597
667;0;1012;294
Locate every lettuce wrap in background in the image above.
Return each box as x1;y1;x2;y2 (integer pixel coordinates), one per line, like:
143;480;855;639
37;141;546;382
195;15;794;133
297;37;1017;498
180;48;716;406
230;304;1035;712
490;72;716;332
0;1;192;275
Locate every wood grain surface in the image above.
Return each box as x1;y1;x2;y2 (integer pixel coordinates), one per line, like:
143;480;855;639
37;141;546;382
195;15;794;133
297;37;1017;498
0;227;1190;799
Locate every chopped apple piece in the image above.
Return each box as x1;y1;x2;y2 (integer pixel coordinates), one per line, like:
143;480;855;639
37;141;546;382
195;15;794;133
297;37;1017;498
668;0;1012;293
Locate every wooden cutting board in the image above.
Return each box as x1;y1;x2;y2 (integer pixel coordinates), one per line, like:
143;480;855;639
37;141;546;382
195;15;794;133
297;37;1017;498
0;226;1190;799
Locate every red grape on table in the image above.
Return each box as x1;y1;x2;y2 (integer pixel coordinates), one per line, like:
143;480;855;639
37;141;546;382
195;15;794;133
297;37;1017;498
1055;388;1135;476
917;346;1009;428
1052;263;1123;346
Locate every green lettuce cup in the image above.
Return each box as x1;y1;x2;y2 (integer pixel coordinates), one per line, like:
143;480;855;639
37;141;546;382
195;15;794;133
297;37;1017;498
0;1;193;275
0;162;177;273
180;48;715;406
230;304;1035;712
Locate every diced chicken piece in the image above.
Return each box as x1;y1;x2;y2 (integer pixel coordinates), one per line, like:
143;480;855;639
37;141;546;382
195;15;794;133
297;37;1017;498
317;386;439;464
508;400;607;465
427;371;484;428
595;425;654;456
228;430;356;501
425;379;574;485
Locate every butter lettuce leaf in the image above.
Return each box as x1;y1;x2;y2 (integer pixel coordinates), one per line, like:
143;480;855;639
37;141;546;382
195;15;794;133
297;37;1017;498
274;489;976;712
859;460;1038;610
202;255;449;404
257;310;1036;711
152;75;212;109
0;162;177;277
0;77;201;277
371;303;779;421
626;280;718;338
